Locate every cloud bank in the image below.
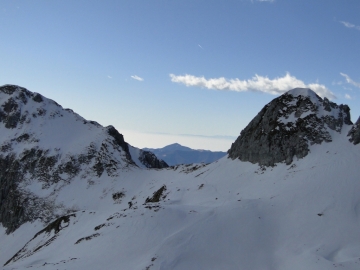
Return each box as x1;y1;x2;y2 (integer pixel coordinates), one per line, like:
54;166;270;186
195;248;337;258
340;73;360;88
170;73;335;99
131;75;144;81
340;21;360;31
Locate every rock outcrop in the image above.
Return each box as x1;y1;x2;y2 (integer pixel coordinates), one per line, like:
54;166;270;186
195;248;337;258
348;116;360;145
139;150;169;169
228;88;353;166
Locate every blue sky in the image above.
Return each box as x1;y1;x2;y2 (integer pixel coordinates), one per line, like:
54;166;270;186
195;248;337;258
1;0;359;151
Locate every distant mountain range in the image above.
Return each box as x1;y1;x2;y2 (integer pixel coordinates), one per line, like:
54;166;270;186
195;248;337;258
143;143;227;166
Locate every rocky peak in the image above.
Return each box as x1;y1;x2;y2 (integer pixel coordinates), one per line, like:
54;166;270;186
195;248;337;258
228;88;353;166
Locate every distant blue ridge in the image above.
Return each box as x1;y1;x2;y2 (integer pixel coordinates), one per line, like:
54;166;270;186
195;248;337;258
143;143;227;166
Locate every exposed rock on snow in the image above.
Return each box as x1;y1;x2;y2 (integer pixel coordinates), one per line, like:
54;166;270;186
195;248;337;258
106;125;132;161
348;116;360;145
145;185;167;203
228;88;353;166
128;145;168;169
4;214;76;266
139;150;169;169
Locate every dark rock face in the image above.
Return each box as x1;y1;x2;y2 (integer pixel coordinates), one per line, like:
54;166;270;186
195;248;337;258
106;125;132;161
139;150;169;169
145;185;167;203
32;93;43;103
348;117;360;145
228;88;353;166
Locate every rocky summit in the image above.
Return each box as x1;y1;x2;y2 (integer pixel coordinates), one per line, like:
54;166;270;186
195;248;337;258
228;88;353;166
0;84;167;234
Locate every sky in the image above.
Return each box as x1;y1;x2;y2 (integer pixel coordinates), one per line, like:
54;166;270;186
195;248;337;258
0;0;359;151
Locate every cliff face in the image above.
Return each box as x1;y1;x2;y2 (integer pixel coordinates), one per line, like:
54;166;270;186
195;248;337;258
139;150;169;169
228;88;353;166
348;117;360;145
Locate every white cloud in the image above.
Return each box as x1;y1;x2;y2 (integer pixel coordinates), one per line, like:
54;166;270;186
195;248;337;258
131;75;144;81
345;94;352;99
340;73;360;88
107;75;112;79
170;72;336;99
340;21;360;31
332;81;343;86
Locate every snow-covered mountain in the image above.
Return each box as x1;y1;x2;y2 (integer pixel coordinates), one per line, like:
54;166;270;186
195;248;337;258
0;85;167;233
228;88;353;165
143;143;227;166
1;86;359;270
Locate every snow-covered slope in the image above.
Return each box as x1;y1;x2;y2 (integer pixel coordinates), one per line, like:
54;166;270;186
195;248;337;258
1;86;359;270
